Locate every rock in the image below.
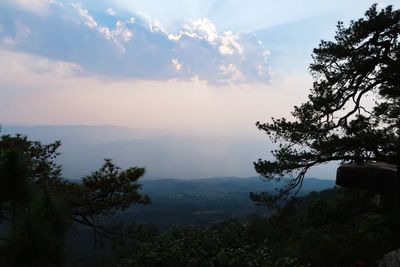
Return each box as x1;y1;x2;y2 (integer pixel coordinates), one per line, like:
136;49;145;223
336;161;398;195
379;248;400;267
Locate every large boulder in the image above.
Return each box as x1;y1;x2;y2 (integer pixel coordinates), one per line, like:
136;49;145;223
336;161;398;195
378;248;400;267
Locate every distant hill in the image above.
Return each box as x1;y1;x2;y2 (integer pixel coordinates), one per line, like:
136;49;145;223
1;124;338;179
0;124;272;179
64;176;335;265
0;124;163;144
121;176;336;228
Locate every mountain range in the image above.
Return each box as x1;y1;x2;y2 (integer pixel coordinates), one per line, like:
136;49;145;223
1;124;271;179
1;124;337;179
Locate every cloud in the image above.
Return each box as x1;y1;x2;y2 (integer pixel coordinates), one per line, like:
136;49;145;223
0;1;270;84
5;0;63;17
71;3;98;29
106;7;116;16
0;20;32;45
0;50;81;79
70;3;134;53
171;58;182;71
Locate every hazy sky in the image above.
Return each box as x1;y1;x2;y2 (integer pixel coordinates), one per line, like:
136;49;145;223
1;0;394;135
3;1;398;179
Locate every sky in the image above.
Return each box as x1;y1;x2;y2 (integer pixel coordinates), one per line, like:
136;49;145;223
0;0;398;178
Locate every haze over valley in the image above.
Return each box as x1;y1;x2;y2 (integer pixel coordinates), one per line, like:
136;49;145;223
1;124;336;180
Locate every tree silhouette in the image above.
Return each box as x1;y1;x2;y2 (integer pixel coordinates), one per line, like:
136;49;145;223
252;4;400;207
64;159;150;248
0;136;69;266
0;134;149;265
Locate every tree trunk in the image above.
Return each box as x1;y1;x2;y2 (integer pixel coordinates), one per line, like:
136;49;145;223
397;122;400;209
397;144;400;209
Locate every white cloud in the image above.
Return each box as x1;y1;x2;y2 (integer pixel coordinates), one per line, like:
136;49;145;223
220;63;244;82
114;20;133;42
186;18;218;43
106;7;116;16
71;3;98;29
138;12;167;35
0;50;81;78
162;18;269;84
71;4;134;52
218;31;243;55
168;18;218;43
171;58;182;71
0;2;270;84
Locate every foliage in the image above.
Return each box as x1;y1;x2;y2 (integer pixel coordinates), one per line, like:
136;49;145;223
119;220;306;267
0;134;149;265
0;135;68;266
247;187;400;266
252;4;400;206
64;159;150;247
116;188;400;267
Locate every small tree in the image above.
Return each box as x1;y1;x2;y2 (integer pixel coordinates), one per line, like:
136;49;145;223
252;4;400;207
64;159;150;247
